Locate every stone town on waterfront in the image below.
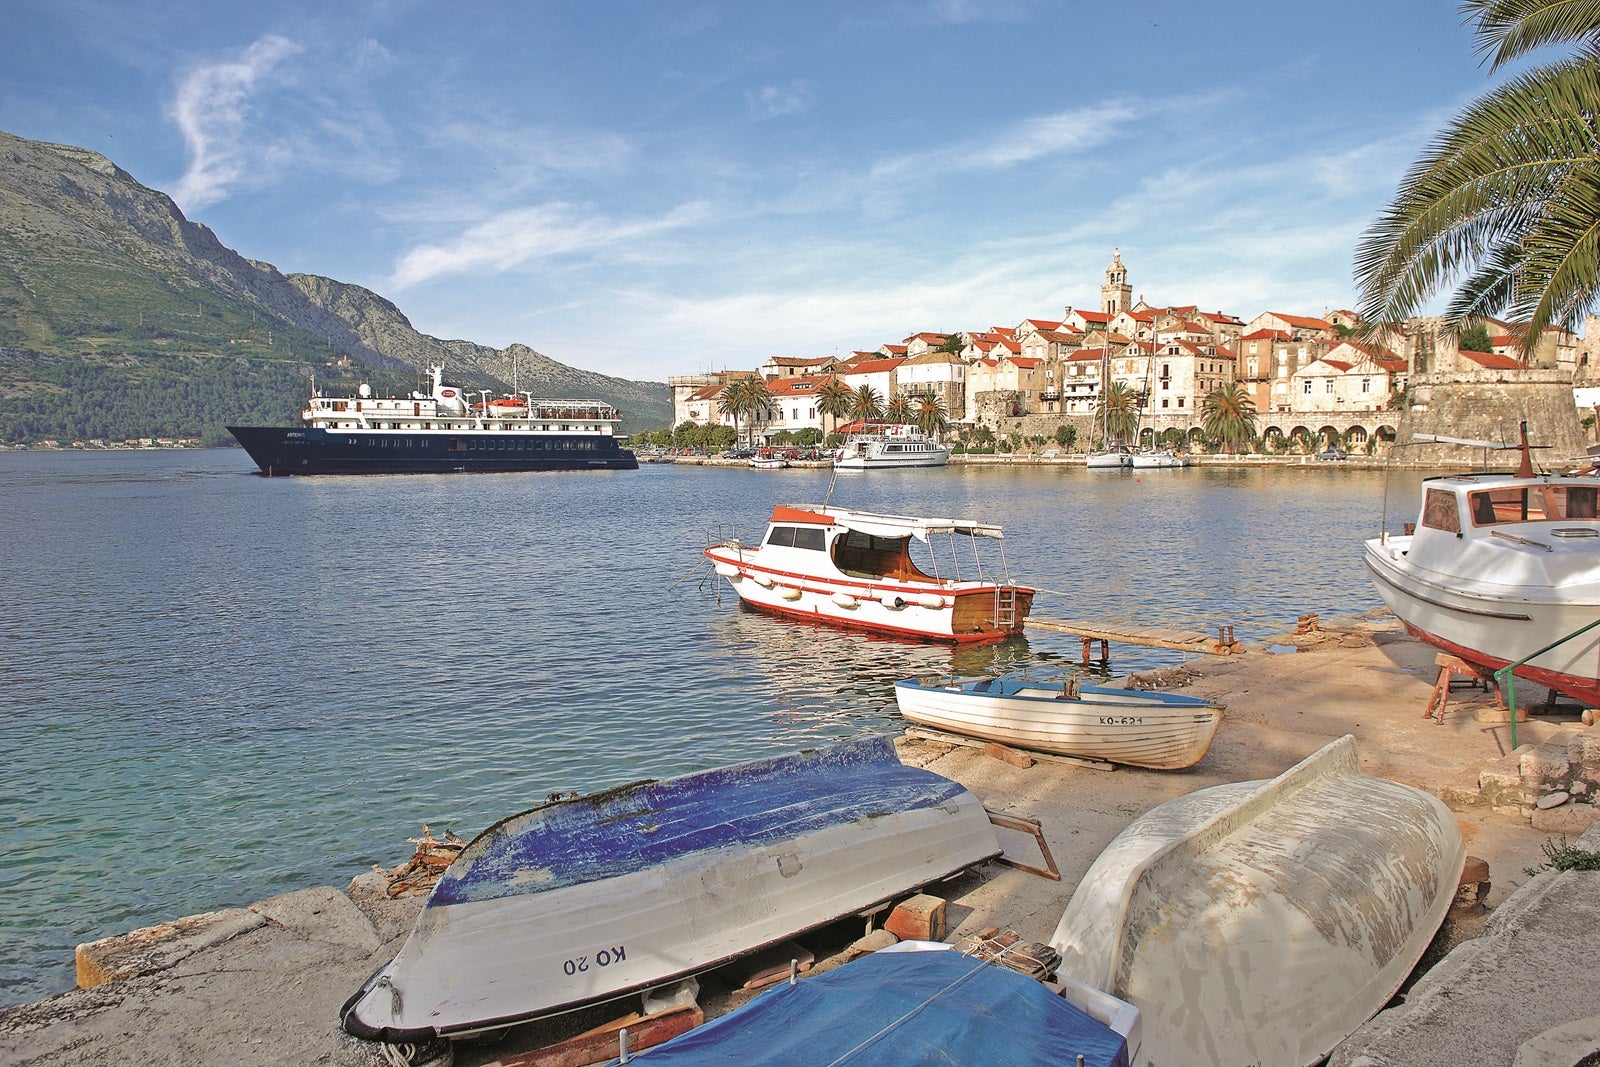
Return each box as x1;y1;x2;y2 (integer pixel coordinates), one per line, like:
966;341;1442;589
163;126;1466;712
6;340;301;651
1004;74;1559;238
665;251;1599;464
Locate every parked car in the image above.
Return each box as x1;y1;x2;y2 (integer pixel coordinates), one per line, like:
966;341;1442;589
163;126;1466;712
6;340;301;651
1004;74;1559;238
1317;447;1348;461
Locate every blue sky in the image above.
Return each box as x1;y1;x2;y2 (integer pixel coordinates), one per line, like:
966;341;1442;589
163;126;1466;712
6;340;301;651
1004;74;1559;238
1;1;1496;382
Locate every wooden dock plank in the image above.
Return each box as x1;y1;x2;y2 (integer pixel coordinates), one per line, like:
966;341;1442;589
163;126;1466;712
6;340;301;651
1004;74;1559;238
1024;616;1241;655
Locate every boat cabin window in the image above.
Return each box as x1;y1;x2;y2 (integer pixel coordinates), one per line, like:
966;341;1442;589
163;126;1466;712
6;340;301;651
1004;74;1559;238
1467;485;1599;526
764;525;826;551
832;530;933;582
1420;488;1460;534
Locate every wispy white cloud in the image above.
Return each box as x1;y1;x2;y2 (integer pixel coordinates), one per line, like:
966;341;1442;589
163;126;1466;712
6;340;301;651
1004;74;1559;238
747;80;813;120
169;35;302;209
388;201;712;289
922;0;1032;24
870;100;1141;184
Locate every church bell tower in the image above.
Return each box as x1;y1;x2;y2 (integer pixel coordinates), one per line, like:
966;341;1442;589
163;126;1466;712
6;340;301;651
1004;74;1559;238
1101;249;1132;317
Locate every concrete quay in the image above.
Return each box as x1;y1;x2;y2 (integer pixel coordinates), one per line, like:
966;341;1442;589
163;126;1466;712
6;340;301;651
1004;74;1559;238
3;621;1599;1066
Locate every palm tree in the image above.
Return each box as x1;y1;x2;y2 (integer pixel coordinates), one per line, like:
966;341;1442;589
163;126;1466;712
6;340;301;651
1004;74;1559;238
884;393;914;426
715;381;749;446
816;377;854;439
915;394;949;440
1098;381;1140;443
740;377;774;446
1200;382;1258;454
1354;0;1600;352
851;384;884;423
716;376;774;448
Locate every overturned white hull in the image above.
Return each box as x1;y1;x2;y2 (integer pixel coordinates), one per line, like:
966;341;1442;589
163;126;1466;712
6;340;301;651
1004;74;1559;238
1050;736;1464;1067
341;736;1000;1041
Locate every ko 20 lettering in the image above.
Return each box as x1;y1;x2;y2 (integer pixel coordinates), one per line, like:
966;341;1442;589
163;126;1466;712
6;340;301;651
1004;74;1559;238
563;945;627;975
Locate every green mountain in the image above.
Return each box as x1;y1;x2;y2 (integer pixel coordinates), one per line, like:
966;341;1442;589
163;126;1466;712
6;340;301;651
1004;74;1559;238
0;129;671;444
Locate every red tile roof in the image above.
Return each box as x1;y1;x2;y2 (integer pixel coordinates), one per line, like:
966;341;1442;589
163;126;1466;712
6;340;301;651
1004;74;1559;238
1459;349;1523;370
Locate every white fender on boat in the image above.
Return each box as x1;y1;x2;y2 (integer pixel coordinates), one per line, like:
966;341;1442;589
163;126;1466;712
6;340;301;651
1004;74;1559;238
832;592;860;609
880;594;907;609
917;593;947;610
753;574;775;588
714;563;740;579
779;586;802;601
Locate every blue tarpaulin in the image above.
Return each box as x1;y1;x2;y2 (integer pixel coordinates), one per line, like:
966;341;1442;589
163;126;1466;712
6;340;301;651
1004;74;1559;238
613;948;1130;1066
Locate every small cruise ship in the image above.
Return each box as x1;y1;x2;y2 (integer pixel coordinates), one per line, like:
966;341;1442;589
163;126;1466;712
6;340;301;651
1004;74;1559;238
229;366;638;476
834;424;951;470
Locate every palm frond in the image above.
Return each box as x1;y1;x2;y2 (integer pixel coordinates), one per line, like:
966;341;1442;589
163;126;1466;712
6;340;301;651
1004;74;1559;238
1354;56;1600;349
1464;0;1600;72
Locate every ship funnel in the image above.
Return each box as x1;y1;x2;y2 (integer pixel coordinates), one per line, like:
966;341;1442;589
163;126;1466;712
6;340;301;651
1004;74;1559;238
431;366;468;415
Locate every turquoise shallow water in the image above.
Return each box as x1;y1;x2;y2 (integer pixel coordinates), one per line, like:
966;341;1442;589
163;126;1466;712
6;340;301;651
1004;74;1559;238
0;449;1420;1005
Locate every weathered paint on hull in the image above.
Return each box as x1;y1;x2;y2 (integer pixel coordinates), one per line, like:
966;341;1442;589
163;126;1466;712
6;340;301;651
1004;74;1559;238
341;737;1000;1041
1050;736;1465;1067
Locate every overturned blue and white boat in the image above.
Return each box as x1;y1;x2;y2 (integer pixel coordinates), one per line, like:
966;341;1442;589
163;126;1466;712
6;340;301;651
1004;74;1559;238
341;736;1001;1042
612;941;1139;1066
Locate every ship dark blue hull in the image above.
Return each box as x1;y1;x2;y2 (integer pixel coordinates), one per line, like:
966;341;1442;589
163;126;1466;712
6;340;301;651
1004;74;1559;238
228;426;638;476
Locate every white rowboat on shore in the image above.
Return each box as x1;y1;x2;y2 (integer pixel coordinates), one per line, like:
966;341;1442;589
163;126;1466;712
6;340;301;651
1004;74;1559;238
893;675;1221;770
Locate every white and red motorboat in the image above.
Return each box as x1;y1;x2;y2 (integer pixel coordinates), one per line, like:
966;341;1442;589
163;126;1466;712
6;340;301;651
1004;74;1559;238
1363;428;1600;705
704;505;1034;643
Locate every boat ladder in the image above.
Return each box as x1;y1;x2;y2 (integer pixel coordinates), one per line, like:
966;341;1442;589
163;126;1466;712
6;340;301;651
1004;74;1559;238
994;586;1018;629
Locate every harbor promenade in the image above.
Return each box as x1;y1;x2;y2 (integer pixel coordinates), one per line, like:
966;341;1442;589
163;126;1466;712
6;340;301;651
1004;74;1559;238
3;620;1597;1066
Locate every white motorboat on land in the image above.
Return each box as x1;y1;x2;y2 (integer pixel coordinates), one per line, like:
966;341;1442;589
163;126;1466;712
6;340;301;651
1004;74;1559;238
1085;445;1133;469
340;736;1001;1042
703;504;1034;643
1363;426;1600;706
893;675;1222;769
1050;735;1465;1067
615;941;1139;1067
833;423;951;469
1129;448;1185;469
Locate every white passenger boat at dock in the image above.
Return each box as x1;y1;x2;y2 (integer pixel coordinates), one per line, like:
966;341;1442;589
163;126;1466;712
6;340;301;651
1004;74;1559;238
339;736;1001;1042
703;504;1034;643
833;422;951;469
894;674;1222;769
1050;735;1465;1067
1364;427;1600;706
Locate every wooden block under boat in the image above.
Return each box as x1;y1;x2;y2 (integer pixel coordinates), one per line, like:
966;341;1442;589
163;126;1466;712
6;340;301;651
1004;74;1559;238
483;1003;704;1067
718;940;816;989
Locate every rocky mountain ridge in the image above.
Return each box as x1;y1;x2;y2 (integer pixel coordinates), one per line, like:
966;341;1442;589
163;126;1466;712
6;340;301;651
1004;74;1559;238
0;129;670;437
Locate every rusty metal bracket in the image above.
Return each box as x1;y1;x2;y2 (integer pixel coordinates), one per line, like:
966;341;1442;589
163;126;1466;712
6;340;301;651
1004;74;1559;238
985;810;1061;881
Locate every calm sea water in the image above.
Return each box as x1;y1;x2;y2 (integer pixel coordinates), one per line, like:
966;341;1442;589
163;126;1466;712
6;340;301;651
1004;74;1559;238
0;449;1422;1005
